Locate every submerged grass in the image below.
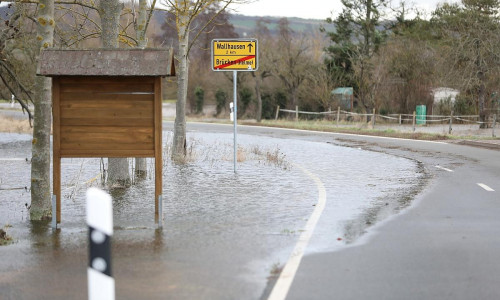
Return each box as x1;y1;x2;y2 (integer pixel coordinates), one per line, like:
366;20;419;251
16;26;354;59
0;227;13;246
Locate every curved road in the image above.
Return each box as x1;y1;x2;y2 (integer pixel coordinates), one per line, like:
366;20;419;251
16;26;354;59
1;119;498;300
180;122;500;300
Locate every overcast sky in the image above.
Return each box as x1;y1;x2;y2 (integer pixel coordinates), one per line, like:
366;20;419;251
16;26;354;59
230;0;458;20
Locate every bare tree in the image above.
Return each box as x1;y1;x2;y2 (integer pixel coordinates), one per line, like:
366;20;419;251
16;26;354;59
133;0;157;178
432;0;500;127
0;5;34;122
251;18;272;122
161;0;246;161
273;18;311;110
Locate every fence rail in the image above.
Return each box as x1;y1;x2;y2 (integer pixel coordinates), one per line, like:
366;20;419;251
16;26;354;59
275;106;498;137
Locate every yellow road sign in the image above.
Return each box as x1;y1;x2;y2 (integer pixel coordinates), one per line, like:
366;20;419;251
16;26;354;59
212;39;258;71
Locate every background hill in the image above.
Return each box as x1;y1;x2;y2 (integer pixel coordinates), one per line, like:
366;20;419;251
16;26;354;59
229;14;334;37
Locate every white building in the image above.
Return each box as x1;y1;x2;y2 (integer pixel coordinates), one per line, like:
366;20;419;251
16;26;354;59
432;87;460;104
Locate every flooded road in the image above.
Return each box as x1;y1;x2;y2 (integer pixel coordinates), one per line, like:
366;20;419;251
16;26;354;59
0;128;426;299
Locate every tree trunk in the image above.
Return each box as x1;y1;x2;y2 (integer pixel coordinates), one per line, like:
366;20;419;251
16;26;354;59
136;0;148;48
172;15;190;162
30;0;54;221
98;0;130;185
99;0;121;48
134;0;149;177
475;40;487;129
479;79;486;128
255;73;262;122
290;87;298;110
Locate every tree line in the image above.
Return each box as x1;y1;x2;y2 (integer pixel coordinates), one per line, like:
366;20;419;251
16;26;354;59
154;0;500;129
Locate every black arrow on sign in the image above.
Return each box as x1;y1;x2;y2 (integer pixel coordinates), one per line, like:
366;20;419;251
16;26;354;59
248;43;253;53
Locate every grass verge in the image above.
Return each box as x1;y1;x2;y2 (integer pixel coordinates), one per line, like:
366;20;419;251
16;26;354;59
239;119;451;141
0;116;32;134
233;119;499;141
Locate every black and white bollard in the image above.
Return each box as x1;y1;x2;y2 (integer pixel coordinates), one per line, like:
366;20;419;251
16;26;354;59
86;188;114;300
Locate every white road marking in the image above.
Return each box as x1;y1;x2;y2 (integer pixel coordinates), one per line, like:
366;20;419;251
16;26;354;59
267;164;326;300
0;158;27;161
435;165;453;172
477;183;495;192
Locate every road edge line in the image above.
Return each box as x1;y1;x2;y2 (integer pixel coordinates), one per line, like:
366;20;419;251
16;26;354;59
267;163;327;300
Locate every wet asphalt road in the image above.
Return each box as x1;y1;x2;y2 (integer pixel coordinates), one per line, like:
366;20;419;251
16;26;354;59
195;122;500;300
1;120;499;299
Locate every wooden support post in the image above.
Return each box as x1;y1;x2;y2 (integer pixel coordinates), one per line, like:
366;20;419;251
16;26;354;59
449;111;454;135
372;108;376;127
412;111;416;132
154;77;162;226
399;114;402;125
275;105;280;120
295;105;299;122
52;77;61;225
337;106;340;127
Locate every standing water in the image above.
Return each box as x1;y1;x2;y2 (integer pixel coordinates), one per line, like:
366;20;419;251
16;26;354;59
0;130;426;300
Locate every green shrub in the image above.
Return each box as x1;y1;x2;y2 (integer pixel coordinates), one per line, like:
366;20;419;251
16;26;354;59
238;87;253;116
215;88;227;116
454;94;475;115
261;93;274;119
194;86;204;114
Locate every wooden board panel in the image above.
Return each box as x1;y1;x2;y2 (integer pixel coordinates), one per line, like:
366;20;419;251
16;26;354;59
60;93;154;102
61;142;154;150
60;118;153;127
61;127;153;144
60;83;154;93
61;126;153;135
59;76;156;85
60;104;153;119
61;149;154;158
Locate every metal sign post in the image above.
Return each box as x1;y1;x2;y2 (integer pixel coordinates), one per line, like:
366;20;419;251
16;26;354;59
212;39;258;173
233;70;238;173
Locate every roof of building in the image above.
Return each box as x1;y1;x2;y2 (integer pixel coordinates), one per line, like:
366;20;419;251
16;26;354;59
332;87;353;95
37;48;175;77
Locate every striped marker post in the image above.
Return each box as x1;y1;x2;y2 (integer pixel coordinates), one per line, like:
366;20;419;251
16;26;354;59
86;188;115;300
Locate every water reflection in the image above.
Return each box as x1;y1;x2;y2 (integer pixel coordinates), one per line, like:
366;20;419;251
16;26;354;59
0;130;426;300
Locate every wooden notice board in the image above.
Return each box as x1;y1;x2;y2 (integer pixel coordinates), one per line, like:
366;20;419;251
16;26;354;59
38;48;175;227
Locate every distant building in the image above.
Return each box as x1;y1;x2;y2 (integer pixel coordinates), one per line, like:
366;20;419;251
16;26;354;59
331;87;354;111
432;87;460;104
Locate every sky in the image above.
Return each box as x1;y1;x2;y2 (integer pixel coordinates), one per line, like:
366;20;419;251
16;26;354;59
230;0;458;20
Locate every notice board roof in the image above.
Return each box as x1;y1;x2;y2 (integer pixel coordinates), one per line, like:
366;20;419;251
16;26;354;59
37;48;175;77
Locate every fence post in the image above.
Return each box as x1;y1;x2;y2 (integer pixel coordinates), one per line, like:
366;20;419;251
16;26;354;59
493;114;497;138
295;105;299;122
412;111;416;132
337;106;340;127
86;188;114;300
449;111;454;134
275;105;280;120
399;114;402;126
372;108;376;127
